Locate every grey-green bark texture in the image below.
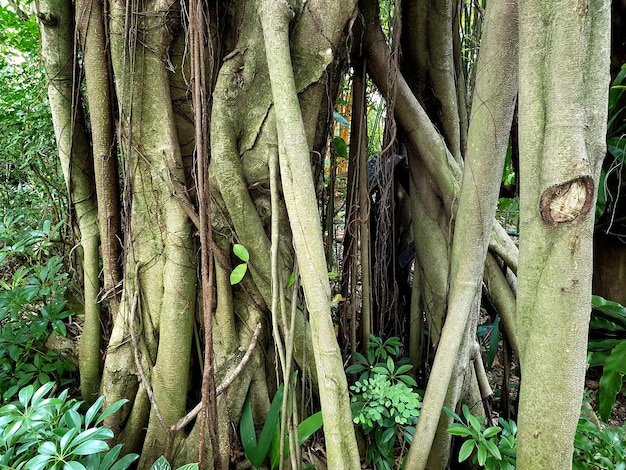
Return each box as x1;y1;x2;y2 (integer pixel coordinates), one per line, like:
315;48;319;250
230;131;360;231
517;0;610;468
33;0;611;467
405;0;519;467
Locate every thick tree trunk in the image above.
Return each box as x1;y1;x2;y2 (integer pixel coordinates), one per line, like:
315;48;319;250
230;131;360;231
517;1;610;468
405;0;519;467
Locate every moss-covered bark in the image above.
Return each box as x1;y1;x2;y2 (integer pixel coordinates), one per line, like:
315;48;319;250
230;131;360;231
516;1;610;468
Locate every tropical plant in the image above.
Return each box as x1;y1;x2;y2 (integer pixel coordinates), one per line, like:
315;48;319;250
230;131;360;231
0;382;138;469
588;295;626;421
150;456;199;470
0;252;76;401
444;404;517;470
573;412;626;470
347;335;421;469
240;383;324;469
229;244;250;285
345;334;416;387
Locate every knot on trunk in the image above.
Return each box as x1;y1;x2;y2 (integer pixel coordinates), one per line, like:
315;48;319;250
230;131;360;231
539;176;595;225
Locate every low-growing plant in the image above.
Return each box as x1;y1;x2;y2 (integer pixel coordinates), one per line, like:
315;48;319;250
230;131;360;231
240;383;324;469
347;335;421;470
0;255;76;401
444;404;516;470
573;407;626;470
588;295;626;421
0;382;138;470
345;334;416;387
150;455;199;470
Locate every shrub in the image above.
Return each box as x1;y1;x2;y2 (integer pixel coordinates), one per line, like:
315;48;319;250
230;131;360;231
0;382;138;469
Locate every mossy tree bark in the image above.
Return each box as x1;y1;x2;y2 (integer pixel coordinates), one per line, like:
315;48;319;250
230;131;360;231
34;0;610;468
516;1;610;468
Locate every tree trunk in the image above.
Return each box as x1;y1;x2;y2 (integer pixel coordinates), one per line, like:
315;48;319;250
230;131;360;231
516;1;610;468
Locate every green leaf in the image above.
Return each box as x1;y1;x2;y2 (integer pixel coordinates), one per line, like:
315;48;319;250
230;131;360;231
345;364;365;375
442;406;463;423
175;464;199;470
333;137;348;160
458;440;475;462
230;263;248;285
477;442;488;466
298;411;323;445
395;364;412;375
150;456;171;470
240;386;284;467
95;399;129;426
483;438;502;460
598;340;626;421
84;396;105;428
446;424;474;438
73;439;109;456
63;462;86;470
233;244;249;262
108;453;140;470
482;426;501;439
39;441;57;455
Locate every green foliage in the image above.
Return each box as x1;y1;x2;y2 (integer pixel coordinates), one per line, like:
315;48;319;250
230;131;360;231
588;295;626;422
0;223;76;402
0;382;138;469
345;334;416;387
0;6;62;228
573;412;626;470
597;63;626;220
347;335;421;470
446;401;626;469
150;456;199;470
477;315;501;368
240;384;323;469
230;244;249;285
444;405;516;470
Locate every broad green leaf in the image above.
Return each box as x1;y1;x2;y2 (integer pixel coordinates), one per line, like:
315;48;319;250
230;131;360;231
397;375;418;387
73;440;109;456
97;444;122;470
598;340;626;421
38;441;57;455
150;456;171;470
18;384;34;407
477;442;488;466
381;427;395;444
333;137;348;160
483;438;502;460
233;244;249;262
96;399;129;425
458;439;474;462
298;411;323;444
230;263;248;285
84;396;105;428
482;426;501;439
175;464;199;470
63;462;86;470
344;364;366;375
108;453;140;470
24;453;53;470
395;364;413;375
446;424;474;438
